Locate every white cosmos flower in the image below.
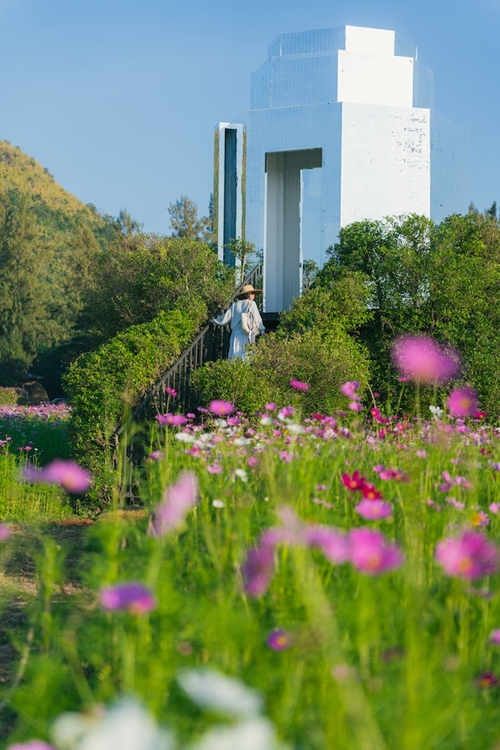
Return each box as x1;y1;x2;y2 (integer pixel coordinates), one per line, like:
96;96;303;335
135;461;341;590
51;698;173;750
177;668;262;718
233;437;251;446
191;717;290;750
287;424;303;434
175;433;195;443
212;499;225;508
234;469;248;482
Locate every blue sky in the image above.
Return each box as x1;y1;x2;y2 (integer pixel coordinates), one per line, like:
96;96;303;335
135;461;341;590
0;0;498;233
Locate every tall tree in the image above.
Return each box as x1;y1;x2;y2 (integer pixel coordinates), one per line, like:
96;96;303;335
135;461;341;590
168;195;211;242
0;194;51;380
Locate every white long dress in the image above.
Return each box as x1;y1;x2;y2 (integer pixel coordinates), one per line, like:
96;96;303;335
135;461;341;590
212;299;265;360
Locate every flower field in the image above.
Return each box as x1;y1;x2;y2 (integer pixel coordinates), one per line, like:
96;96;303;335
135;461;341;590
3;339;500;749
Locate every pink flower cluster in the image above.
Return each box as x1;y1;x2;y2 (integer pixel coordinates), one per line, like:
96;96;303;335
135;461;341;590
242;506;403;597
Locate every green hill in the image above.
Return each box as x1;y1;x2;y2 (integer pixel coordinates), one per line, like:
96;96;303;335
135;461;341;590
0;140;119;386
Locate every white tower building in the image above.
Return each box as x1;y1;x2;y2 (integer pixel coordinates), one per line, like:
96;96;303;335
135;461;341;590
214;25;469;312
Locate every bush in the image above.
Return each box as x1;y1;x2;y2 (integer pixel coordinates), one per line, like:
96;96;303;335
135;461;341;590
251;326;370;415
0;387;24;406
192;358;273;416
64;306;206;505
193;325;370;417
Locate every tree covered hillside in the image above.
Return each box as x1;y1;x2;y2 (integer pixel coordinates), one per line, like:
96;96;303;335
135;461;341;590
0;141;117;386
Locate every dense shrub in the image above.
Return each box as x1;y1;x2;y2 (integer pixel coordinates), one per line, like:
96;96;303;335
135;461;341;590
317;213;500;417
193;324;370;417
64;305;206;504
0;387;24;406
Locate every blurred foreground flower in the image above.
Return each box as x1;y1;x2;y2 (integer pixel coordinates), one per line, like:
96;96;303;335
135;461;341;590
447;387;479;417
149;471;199;537
392;335;459;383
99;582;156;615
355;499;393;520
290;379;309;391
340;381;360;400
266;628;294;651
209;400;234;416
51;697;172;750
190;716;289;750
22;460;92;493
0;524;11;541
178;668;262;718
436;529;499;579
349;528;403;575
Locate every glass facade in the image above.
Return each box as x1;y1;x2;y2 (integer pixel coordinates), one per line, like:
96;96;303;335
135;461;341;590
215;25;469;311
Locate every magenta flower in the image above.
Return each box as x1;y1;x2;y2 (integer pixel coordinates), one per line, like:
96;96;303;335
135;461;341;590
340;381;360;400
242;544;275;598
489;630;500;645
355;499;393;520
99;582;156;614
341;470;366;491
165;386;177;397
475;671;499;689
266;628;294;651
209;400;235;416
447;387;479;417
290;378;310;391
305;525;350;564
349;401;363;412
436;530;499;579
157;413;188;426
22;460;92;493
8;743;56;750
349;528;403;575
0;524;11;541
391;335;460;383
206;462;222;474
149;471;199;536
265;402;277;411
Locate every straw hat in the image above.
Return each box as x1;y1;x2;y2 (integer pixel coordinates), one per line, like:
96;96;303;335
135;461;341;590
237;284;262;297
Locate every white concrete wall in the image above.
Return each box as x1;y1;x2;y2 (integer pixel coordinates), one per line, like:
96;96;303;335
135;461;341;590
340;103;431;225
338;51;414;107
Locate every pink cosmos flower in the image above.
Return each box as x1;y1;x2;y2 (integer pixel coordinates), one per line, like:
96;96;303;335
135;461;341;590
435;530;499;579
279;450;293;462
157;413;188;426
149;471;199;536
149;451;163;461
266;628;294;651
448;387;479;417
370;407;389;424
22;460;92;493
341;470;366;491
392;335;460;383
248;456;258;467
99;582;157;614
290;379;310;391
242;544;275;598
0;524;11;541
206;462;222;474
305;525;350;564
355;499;393;520
489;503;500;515
340;381;361;400
489;630;500;645
349;528;403;575
349;401;363;412
165;386;177;397
360;482;384;501
265;402;277;411
209;400;235;416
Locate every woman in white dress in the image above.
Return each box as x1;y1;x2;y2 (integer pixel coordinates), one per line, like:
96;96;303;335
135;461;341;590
212;284;266;360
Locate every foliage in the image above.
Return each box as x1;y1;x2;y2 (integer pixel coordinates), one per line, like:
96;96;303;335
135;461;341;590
250;327;370;415
80;235;235;344
192;358;273;416
168;195;212;243
63;307;206;504
319;213;500;416
224;237;257;284
0;142;118;385
0;388;23;406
